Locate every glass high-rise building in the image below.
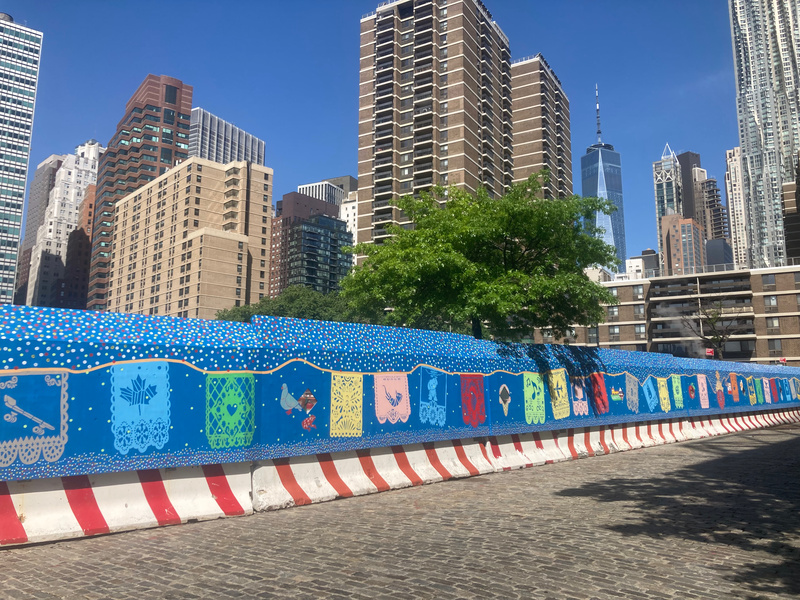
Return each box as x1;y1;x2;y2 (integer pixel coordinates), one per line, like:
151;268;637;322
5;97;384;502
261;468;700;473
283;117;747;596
729;0;800;267
0;13;42;304
581;88;625;271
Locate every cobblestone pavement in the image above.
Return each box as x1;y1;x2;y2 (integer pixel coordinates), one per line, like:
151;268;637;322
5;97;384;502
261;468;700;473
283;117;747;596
2;424;799;600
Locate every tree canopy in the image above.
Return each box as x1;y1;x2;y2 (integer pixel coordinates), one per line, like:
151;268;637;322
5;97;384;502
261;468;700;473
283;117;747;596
340;174;619;339
216;285;351;323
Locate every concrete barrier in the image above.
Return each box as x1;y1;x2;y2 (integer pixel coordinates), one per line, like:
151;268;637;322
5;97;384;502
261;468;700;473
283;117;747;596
0;463;251;546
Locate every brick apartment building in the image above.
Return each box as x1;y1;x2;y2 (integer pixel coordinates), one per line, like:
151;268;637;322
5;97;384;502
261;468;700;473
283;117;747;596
528;264;800;366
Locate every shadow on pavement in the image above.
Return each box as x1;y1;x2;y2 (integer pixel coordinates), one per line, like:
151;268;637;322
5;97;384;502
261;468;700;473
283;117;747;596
557;427;800;598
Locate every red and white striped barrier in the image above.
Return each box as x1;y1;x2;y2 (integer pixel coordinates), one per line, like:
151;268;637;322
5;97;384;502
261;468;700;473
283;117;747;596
3;408;799;546
0;463;251;546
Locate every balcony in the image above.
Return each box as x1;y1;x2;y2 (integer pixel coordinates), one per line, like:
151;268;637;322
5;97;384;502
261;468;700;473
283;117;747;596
374;184;393;195
372;212;394;224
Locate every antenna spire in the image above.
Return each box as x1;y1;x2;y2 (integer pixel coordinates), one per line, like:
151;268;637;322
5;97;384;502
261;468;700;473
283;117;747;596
595;84;602;144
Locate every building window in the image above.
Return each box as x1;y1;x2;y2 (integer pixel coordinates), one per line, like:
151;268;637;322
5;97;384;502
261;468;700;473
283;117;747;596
765;295;778;312
762;273;776;290
608;325;620;341
633;284;644;299
768;338;782;356
634;324;646;339
766;316;780;333
607;305;618;320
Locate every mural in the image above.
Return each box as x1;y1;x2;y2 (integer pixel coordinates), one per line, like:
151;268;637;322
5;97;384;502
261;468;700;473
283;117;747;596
111;362;170;455
0;304;797;482
419;367;446;426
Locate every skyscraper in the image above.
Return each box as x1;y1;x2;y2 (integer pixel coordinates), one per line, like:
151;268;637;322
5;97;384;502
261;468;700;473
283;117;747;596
87;75;193;311
0;14;42;304
653;143;682;261
26;140;103;306
511;53;571;198
357;0;513;245
189;107;266;166
726;146;748;267
15;154;63;303
676;151;701;223
729;0;800;267
581;87;625;270
661;213;706;276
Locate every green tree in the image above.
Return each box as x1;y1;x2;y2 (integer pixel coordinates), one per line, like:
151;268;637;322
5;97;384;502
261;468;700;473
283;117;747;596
340;174;618;339
216;285;351;323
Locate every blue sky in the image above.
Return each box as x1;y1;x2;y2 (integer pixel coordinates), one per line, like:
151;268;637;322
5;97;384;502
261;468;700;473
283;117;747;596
8;0;737;258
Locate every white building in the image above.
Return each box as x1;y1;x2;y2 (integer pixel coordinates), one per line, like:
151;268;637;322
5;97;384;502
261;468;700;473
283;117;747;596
189;107;266;166
725;146;748;268
0;13;42;303
339;190;358;237
729;0;800;267
297;180;347;206
26;140;103;306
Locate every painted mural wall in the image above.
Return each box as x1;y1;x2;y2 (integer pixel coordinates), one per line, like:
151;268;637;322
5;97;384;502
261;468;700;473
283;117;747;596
0;305;798;482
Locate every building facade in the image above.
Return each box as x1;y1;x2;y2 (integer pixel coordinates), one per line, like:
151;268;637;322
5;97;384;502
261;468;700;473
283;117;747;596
726;146;748;268
269;192;352;298
52;183;95;309
660;213;706;276
0;14;42;304
88;75;194;311
26;140;103;306
511;54;571;198
653;143;682;261
783;160;800;262
676;151;701;222
189;107;266;166
357;0;514;245
297;179;351;206
729;0;800;267
15;153;62;303
529;264;800;366
107;157;273;320
580;87;624;270
694;171;728;242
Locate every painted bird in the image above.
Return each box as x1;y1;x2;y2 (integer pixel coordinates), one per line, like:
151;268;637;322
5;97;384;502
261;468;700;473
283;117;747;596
279;383;300;415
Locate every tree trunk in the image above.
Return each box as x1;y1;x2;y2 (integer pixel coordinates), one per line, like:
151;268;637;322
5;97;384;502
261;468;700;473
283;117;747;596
471;317;482;340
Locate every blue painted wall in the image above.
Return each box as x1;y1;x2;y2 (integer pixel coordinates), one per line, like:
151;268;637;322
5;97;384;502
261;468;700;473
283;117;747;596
0;305;797;481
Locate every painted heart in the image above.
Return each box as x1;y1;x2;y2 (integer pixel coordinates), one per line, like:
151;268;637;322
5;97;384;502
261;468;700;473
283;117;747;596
227;403;238;416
